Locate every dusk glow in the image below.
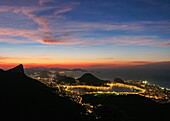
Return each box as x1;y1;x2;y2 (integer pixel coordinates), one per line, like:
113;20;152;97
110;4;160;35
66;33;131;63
0;0;170;68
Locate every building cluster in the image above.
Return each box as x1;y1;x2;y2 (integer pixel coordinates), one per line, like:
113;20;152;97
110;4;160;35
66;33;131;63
140;84;170;103
27;70;60;87
124;80;170;103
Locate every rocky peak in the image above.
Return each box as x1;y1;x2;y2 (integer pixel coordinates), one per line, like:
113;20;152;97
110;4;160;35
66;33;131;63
7;64;24;73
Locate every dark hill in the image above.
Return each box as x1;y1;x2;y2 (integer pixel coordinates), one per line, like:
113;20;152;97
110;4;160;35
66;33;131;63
77;73;109;86
0;65;90;121
0;68;4;72
58;76;76;84
55;73;76;84
7;64;24;73
114;77;124;83
82;94;170;121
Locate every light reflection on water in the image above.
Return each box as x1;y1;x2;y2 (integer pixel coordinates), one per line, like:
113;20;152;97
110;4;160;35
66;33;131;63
70;86;139;92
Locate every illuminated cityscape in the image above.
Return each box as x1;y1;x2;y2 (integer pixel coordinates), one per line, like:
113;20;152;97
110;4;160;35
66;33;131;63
28;70;169;100
23;68;170;119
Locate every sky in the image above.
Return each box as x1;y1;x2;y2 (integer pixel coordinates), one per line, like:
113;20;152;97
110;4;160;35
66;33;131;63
0;0;170;68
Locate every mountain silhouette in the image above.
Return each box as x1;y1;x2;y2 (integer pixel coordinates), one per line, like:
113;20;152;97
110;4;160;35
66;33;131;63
114;77;124;83
7;64;24;73
0;64;90;121
77;73;109;86
0;68;4;72
56;76;76;84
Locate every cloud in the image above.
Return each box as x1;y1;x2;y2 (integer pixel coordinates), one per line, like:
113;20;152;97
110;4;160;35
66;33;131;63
39;0;53;5
81;43;103;47
0;2;170;47
100;35;161;46
58;22;144;32
54;8;72;15
53;1;80;15
31;16;49;31
0;27;39;40
39;36;82;45
51;20;170;36
157;43;170;47
0;27;39;41
2;4;168;34
155;40;170;47
62;34;71;38
87;61;170;69
0;6;14;12
40;37;62;44
0;27;80;45
15;7;50;31
0;26;169;47
0;5;57;31
0;2;79;39
0;38;36;44
0;56;17;60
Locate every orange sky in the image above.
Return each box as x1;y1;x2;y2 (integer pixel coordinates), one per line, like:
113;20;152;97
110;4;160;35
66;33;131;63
0;56;158;69
0;54;168;69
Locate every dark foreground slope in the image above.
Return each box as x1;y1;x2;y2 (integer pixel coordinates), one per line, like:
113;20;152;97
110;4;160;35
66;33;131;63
0;65;89;121
82;94;170;121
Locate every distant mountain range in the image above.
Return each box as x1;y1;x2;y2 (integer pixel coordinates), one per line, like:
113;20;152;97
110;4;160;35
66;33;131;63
121;61;170;70
55;72;110;86
88;61;170;69
25;66;87;73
